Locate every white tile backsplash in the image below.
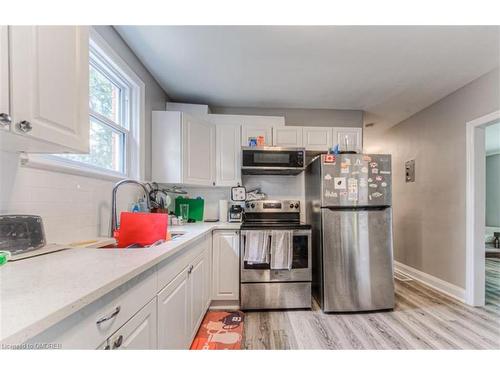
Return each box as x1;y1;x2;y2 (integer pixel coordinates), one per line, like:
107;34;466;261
0;151;144;244
242;174;306;222
168;174;306;222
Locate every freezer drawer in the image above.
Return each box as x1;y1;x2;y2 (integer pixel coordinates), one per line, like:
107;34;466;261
321;207;394;312
240;282;311;310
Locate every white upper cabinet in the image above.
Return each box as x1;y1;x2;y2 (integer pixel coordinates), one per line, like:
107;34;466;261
333;127;363;153
0;26;10;133
152;111;216;186
7;26;89;153
303;127;333;151
240;114;284;146
241;124;273;146
215;122;241;186
109;299;157;350
182;114;216;186
272;127;303;147
212;230;240;301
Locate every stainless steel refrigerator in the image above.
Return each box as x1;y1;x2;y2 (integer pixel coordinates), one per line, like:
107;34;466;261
305;154;395;312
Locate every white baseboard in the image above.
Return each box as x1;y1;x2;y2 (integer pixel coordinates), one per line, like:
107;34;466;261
394;261;465;302
209;300;240;311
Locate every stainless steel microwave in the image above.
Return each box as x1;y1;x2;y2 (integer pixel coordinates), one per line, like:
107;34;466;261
241;147;306;175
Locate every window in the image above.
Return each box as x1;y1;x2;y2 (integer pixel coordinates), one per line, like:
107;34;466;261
51;30;144;179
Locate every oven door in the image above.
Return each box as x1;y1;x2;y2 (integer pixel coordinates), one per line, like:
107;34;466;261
240;229;311;282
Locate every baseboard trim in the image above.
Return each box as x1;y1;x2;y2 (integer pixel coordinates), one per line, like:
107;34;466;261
209;300;240;311
394;261;465;303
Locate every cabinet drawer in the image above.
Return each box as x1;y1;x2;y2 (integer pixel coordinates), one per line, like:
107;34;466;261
26;267;157;349
157;234;209;291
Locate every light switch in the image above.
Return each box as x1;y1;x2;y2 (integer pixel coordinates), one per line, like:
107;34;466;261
405;160;415;183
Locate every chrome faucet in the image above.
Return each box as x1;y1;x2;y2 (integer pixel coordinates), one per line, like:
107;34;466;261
110;179;152;237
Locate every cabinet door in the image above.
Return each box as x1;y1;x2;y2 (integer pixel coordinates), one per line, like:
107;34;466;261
333;127;362;153
273;127;303;147
0;26;9;132
157;267;191;349
241;125;273;146
212;231;240;301
109;299;157;350
189;250;209;337
9;26;89;152
303;127;333;151
182;113;216;186
215;123;241;186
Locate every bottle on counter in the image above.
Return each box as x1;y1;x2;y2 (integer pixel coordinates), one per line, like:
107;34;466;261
494;232;500;249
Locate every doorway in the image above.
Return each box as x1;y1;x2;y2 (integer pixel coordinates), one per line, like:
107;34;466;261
466;110;500;306
484;122;500;309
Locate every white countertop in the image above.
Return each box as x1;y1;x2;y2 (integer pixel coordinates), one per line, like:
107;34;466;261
0;222;240;345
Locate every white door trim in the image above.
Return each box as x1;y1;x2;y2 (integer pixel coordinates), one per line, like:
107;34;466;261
465;110;500;306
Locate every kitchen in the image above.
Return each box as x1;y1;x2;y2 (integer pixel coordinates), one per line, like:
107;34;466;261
0;4;499;374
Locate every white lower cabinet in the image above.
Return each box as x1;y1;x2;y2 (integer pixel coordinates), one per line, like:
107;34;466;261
108;298;157;350
212;230;240;301
26;233;220;350
189;250;210;337
157;267;191;349
157;240;211;349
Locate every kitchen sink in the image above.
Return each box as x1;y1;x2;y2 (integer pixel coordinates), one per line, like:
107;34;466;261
170;232;186;240
89;231;187;249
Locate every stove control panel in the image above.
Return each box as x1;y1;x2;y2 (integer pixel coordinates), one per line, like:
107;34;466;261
244;200;300;213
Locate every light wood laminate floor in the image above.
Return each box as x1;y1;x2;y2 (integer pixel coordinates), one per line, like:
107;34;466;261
243;277;500;349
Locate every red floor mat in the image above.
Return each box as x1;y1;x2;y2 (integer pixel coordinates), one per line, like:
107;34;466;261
190;311;244;350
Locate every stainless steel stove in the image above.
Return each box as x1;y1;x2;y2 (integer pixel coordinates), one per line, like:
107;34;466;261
240;200;312;310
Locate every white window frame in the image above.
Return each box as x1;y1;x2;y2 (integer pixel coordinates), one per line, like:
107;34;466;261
24;28;146;181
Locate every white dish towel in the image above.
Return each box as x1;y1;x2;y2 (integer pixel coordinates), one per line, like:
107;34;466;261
270;230;293;270
243;230;270;264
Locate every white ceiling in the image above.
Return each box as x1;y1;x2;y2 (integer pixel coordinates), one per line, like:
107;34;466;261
486;122;500;155
115;26;500;131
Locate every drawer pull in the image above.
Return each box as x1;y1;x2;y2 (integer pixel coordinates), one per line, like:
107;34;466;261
113;335;123;349
96;306;121;325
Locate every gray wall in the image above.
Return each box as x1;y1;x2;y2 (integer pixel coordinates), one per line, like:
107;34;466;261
94;26;169;180
375;68;499;288
211;106;363;128
486;154;500;227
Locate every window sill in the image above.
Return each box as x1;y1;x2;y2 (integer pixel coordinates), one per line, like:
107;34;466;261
20;153;129;182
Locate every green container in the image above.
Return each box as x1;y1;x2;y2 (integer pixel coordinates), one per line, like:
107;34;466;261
175;197;205;222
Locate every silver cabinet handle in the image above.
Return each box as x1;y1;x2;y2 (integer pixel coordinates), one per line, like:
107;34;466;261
188;264;194;274
112;335;123;349
0;113;11;126
17;120;32;133
96;306;121;325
